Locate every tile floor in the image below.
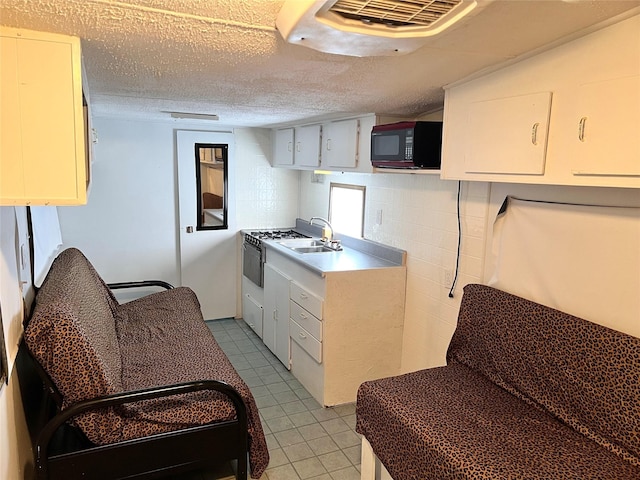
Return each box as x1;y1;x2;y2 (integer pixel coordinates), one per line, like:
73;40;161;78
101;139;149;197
178;318;363;480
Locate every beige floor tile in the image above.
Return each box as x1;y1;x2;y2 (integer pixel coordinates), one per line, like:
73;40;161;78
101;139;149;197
317;450;351;472
292;457;328;479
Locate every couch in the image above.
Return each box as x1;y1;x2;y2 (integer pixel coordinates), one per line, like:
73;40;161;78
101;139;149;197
356;283;640;480
20;247;269;479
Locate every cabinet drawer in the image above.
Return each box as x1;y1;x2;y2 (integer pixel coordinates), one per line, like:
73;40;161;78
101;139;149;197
290;300;322;341
290;281;322;319
290;319;322;363
242;293;263;338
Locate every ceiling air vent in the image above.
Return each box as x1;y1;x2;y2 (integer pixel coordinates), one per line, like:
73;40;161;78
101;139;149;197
276;0;488;56
328;0;464;28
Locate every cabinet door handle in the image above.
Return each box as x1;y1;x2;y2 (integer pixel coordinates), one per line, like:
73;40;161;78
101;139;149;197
287;141;293;152
296;142;301;152
298;332;307;339
578;117;587;142
531;123;539;145
326;138;332;151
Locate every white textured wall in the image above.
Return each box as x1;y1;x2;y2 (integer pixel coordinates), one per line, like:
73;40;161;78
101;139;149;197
234;128;300;230
57;116;182;285
0;206;38;479
298;171;490;371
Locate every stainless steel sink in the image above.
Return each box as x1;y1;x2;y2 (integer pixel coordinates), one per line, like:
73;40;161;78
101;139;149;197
278;238;338;254
291;245;335;253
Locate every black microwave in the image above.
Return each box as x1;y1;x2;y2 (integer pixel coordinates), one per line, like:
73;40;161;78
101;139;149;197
370;121;443;169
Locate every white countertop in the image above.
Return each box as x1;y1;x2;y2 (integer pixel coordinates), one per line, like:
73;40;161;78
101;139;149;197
264;237;405;276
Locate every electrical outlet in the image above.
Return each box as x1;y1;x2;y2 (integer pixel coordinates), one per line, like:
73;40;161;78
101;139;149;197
444;269;453;286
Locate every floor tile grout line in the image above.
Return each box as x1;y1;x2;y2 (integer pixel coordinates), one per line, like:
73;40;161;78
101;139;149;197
200;318;363;480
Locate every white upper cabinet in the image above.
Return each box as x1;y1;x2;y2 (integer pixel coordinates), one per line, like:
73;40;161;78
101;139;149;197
1;27;88;205
272;128;294;166
271;124;321;168
271;115;375;172
322;118;359;169
294;124;322;167
441;14;640;188
464;92;551;175
569;74;640;177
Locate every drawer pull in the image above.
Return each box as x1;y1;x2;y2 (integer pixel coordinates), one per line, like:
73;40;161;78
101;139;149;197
299;292;308;300
298;332;307;339
578;117;587;142
299;312;308;319
531;122;539;145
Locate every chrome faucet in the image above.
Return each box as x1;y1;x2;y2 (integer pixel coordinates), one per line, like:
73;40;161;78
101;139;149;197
309;217;334;241
309;217;342;250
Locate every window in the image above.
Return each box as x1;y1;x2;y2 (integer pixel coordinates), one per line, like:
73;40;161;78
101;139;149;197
328;183;365;238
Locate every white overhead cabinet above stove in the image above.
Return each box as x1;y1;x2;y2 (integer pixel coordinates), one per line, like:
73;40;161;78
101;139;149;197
272;124;322;168
270;114;378;173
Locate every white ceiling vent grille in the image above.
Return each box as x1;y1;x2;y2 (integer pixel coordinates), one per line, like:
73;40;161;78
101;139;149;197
276;0;488;56
328;0;463;28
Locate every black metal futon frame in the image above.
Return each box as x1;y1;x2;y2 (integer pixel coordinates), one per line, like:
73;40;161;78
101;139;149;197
16;281;250;480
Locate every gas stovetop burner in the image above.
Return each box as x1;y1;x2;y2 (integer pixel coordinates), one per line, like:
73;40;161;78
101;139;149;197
244;229;310;248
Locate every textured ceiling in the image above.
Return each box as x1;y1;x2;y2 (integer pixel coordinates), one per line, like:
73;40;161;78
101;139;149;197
1;0;639;127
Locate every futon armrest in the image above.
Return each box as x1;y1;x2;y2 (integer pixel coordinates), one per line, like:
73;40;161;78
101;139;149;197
107;280;174;290
35;380;248;466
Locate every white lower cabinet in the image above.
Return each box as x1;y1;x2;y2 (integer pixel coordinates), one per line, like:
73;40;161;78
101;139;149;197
265;248;406;406
263;263;291;368
242;292;263;339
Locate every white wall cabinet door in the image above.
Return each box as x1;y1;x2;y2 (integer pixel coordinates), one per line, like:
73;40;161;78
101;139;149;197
263;263;291;367
1;27;86;205
570;75;640;177
272;128;294;166
464;91;552;175
322;118;359;169
294;124;322;168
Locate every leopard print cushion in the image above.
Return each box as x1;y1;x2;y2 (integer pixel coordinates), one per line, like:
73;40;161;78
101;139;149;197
448;283;640;465
25;248;125;443
115;287;269;478
356;363;640;480
356;283;640;480
25;248;269;479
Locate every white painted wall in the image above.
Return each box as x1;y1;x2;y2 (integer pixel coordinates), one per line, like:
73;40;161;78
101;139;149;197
0;206;39;479
57;116;182;285
298;172;489;371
